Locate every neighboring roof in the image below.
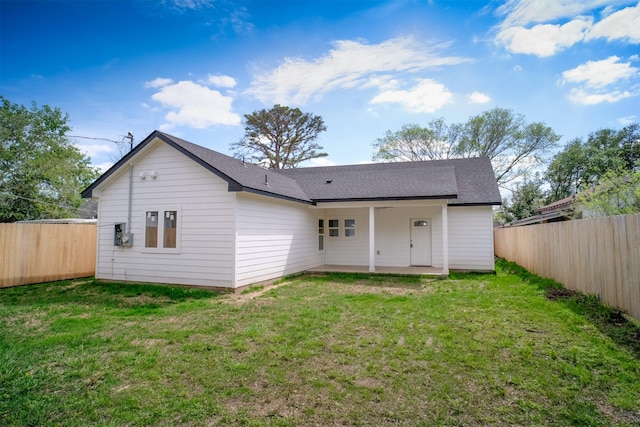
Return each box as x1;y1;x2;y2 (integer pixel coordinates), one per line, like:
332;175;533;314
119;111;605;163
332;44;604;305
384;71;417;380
504;195;577;227
82;131;501;206
17;218;97;224
540;195;575;212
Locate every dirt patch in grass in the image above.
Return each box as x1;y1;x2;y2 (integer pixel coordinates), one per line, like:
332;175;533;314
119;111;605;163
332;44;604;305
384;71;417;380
130;338;168;349
225;281;292;304
545;287;579;300
594;400;640;425
225;276;433;306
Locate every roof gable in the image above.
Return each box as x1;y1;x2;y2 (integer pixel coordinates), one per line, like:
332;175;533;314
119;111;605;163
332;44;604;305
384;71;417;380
82;131;501;206
81;131;312;203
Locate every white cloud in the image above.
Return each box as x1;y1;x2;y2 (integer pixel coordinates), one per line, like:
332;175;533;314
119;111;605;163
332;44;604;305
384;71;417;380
496;0;615;27
618;115;637;125
150;80;241;128
306;157;338;167
94;162;115;173
206;74;237;88
246;37;470;105
562;56;638;88
73;142;116;159
586;3;640;43
468;91;491;104
369;79;453;113
493;1;636;56
361;75;401;91
170;0;216;10
567;88;632;105
145;77;174;88
561;56;639;105
496;18;592;57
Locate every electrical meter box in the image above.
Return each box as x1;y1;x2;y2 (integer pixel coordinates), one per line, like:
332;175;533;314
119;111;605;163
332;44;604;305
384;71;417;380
114;224;133;247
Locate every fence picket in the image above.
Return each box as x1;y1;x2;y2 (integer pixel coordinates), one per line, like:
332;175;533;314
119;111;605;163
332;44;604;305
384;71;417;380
0;223;96;288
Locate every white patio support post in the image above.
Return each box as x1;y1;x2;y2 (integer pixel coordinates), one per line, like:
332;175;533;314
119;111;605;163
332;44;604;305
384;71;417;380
369;206;375;273
442;204;449;275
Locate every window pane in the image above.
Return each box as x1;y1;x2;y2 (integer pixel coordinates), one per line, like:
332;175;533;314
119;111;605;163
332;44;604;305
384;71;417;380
163;210;177;248
318;235;324;251
329;229;339;237
328;219;339;228
345;229;356;237
145;211;158;248
345;219;355;228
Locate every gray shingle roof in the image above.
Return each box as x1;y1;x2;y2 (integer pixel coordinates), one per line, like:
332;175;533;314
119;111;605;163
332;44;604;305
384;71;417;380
277;164;458;201
278;157;501;205
163;133;313;203
82;131;501;206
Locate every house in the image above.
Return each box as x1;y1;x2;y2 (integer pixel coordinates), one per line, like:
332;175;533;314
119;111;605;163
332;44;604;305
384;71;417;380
505;195;578;227
81;131;501;291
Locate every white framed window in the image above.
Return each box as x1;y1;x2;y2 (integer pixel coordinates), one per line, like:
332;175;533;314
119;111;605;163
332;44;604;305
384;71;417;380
318;218;325;251
344;219;356;237
327;217;357;238
328;219;339;237
144;207;181;253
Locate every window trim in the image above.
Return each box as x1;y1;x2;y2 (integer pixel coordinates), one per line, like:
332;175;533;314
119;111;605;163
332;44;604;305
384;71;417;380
318;218;325;252
328;219;340;237
142;207;181;254
327;217;358;239
344;218;356;238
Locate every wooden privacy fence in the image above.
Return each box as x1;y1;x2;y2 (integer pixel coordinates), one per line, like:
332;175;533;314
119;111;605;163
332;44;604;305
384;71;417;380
0;223;97;288
494;214;640;320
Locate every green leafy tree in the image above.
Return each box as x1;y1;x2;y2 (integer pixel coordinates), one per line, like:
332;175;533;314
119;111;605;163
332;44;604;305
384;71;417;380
230;104;327;169
372;118;461;161
495;178;546;224
455;108;560;188
544;139;587;202
372;108;560;189
544;124;639;202
574;168;640;217
618;123;639;171
0;97;99;222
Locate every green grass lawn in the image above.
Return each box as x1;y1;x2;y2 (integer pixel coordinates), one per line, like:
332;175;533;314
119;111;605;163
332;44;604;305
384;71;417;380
1;259;639;426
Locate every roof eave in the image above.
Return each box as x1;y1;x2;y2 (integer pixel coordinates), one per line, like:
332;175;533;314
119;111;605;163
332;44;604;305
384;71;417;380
311;194;458;203
449;201;502;207
235;186;314;205
81;130;164;198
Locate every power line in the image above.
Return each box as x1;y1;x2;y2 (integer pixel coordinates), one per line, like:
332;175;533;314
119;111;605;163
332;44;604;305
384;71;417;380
69;132;134;152
0;190;95;215
68;135;120;143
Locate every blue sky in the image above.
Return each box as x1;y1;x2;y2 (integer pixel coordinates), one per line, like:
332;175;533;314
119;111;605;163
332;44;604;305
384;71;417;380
2;0;639;173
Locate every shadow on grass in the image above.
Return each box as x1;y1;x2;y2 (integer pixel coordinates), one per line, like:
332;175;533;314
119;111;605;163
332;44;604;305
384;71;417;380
0;278;218;311
303;272;426;288
497;258;640;358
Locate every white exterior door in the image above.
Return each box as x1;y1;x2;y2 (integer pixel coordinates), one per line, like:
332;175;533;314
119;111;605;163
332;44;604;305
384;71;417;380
410;218;432;266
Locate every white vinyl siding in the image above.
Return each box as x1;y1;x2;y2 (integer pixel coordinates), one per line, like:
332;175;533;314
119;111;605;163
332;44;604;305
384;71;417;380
325;208;369;265
235;194;324;287
95;140;235;287
448;206;495;270
374;206;443;267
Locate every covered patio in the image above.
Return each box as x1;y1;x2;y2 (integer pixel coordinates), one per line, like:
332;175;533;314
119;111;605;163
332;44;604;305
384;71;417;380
307;264;446;276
